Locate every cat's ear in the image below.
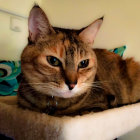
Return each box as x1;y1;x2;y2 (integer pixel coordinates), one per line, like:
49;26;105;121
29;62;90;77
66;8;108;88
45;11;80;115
79;17;103;45
28;5;55;43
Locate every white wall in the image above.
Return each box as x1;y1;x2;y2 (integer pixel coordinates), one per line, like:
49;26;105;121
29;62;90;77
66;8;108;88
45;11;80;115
1;0;140;61
41;0;140;61
0;0;41;16
0;0;41;60
0;12;27;60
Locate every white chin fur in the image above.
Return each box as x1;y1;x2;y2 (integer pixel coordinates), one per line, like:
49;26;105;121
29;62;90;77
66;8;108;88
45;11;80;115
53;84;85;98
34;83;88;98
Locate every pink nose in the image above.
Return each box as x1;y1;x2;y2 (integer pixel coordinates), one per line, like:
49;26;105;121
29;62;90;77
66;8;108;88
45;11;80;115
68;84;76;90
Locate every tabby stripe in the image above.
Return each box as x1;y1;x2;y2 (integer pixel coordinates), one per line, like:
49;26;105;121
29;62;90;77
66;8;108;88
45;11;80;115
119;60;133;92
18;91;39;109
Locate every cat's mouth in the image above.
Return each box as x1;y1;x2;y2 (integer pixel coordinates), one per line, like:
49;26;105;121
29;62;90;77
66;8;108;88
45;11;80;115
52;83;89;98
55;84;83;98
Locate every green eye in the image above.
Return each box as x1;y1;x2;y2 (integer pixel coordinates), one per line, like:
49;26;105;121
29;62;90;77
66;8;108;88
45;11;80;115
47;56;61;67
78;59;89;69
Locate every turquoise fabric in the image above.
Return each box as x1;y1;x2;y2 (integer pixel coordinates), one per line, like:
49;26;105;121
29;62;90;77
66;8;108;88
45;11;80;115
0;61;21;96
109;46;126;57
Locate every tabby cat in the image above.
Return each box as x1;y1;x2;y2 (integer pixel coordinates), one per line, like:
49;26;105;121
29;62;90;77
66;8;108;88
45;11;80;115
18;5;140;116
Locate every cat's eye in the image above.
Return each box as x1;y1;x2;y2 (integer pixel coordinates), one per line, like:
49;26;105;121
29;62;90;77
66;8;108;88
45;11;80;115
47;56;61;67
78;59;89;69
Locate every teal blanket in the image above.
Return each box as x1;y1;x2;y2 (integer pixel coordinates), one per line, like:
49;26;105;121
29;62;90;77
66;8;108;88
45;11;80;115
0;61;21;96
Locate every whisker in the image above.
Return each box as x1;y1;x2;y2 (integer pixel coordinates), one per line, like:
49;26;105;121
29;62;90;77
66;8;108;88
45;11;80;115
80;82;104;90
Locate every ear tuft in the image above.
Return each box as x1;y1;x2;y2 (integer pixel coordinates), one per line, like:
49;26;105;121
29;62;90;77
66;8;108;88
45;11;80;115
33;4;40;8
99;16;104;20
79;17;103;45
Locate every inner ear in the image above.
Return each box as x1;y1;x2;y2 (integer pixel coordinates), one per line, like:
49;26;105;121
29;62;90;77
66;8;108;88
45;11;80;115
79;17;103;45
28;5;55;43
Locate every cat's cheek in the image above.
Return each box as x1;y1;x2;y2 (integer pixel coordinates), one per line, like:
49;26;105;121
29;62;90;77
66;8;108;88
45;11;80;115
91;58;96;66
38;55;53;68
38;55;47;66
78;71;94;84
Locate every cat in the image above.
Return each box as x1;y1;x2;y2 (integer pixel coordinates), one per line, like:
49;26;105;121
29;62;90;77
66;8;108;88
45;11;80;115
18;5;140;116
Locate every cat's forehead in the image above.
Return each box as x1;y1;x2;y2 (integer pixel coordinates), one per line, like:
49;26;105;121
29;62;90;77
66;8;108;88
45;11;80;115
34;29;94;60
38;31;90;52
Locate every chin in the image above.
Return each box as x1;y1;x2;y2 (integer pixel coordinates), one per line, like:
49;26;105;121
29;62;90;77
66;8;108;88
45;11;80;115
57;91;75;98
55;87;87;98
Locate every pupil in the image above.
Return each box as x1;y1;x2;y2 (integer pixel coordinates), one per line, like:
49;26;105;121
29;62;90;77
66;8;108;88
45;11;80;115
82;61;85;65
81;60;86;66
51;58;56;63
78;59;89;69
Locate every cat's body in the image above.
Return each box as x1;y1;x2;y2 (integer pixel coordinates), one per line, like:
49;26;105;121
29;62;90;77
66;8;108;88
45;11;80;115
18;6;140;116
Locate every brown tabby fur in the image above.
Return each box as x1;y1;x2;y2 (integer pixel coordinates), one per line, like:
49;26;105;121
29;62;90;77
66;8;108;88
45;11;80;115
18;6;140;116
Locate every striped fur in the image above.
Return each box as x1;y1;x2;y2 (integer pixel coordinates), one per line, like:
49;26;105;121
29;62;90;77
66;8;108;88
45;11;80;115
18;6;140;116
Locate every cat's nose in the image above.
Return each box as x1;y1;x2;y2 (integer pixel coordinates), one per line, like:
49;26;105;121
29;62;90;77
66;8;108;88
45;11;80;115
66;81;77;90
68;84;76;90
65;70;77;90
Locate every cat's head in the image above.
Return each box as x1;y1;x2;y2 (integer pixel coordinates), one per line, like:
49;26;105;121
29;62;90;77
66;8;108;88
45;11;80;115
21;6;103;98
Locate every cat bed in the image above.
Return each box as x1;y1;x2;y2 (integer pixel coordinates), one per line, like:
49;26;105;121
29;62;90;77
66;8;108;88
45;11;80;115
0;96;140;140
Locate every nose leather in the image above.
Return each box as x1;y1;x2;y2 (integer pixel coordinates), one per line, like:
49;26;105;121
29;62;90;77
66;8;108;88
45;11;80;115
65;70;77;90
68;84;76;90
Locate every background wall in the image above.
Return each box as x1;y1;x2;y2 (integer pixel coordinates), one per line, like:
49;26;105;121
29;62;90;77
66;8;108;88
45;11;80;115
0;0;140;139
41;0;140;61
1;0;140;61
0;0;41;60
